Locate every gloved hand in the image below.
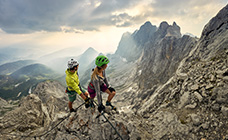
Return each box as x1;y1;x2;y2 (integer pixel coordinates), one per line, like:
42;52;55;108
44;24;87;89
98;104;105;113
108;87;115;92
85;97;90;108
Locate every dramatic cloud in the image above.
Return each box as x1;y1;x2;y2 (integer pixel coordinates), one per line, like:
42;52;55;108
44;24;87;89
0;0;141;33
0;0;226;34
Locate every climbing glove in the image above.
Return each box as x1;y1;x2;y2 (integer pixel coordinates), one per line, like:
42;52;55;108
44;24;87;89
98;104;105;113
84;97;91;108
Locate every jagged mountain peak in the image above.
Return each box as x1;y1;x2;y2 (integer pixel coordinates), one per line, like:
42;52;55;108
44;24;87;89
173;21;177;26
115;20;188;62
139;21;153;30
133;21;157;38
172;21;180;29
133;21;157;46
159;21;169;30
139;21;157;31
157;21;181;38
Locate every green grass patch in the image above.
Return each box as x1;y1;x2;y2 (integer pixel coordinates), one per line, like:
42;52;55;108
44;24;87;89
3;86;14;90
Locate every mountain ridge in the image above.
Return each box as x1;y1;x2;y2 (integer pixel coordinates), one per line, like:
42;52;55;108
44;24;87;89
10;63;57;79
38;47;99;75
0;60;36;75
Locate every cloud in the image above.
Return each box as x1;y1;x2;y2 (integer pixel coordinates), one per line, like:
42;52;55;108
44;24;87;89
91;0;138;15
0;0;227;34
0;0;81;33
149;0;227;18
0;0;140;34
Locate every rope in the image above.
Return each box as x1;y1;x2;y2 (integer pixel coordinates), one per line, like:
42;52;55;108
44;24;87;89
92;100;124;140
0;102;85;139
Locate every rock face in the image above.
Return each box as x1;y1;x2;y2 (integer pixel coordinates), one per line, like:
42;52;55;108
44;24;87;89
134;4;228;139
108;21;197;114
0;97;18;117
138;35;197;89
0;81;68;139
115;21;183;63
138;50;228;139
113;20;197;91
192;4;228;60
108;20;197;106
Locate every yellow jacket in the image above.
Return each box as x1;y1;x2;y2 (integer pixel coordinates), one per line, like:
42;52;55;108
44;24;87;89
65;69;82;95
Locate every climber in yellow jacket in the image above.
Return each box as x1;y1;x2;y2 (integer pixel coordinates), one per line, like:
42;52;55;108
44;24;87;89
65;59;91;112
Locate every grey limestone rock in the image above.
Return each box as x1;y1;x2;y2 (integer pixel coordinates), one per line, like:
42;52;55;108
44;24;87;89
221;106;228;116
190;114;201;126
178;92;190;109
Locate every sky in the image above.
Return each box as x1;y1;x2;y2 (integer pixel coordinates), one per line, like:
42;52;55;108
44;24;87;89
0;0;227;55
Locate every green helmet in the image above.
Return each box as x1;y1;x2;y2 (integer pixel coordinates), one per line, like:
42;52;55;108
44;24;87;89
95;55;109;67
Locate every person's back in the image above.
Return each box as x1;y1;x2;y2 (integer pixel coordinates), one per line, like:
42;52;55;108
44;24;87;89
65;69;80;93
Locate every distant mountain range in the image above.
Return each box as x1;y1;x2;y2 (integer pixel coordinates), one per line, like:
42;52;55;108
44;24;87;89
38;46;85;62
0;63;59;100
0;47;99;100
0;53;9;65
0;60;35;75
10;63;57;79
38;47;99;75
0;46;45;65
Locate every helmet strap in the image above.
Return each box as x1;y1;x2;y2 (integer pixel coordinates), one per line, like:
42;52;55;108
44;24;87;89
97;66;102;69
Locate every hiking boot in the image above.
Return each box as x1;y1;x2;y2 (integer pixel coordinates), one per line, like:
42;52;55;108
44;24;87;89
85;102;90;108
70;108;76;113
98;104;105;113
106;101;116;110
